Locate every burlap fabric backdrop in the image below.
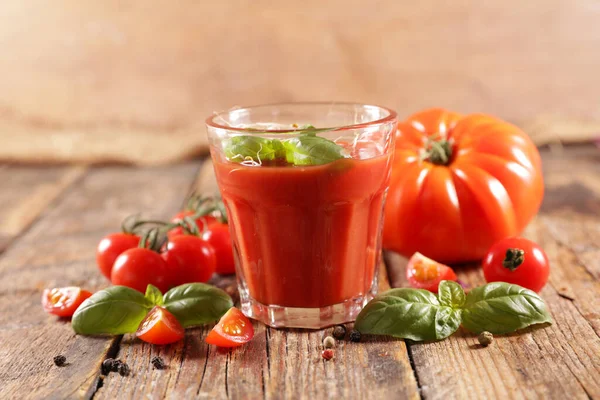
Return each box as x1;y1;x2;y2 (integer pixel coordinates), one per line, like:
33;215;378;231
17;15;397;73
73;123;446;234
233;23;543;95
2;1;599;165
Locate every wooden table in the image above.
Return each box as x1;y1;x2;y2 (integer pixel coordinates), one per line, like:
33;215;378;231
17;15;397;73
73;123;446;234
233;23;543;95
1;145;599;399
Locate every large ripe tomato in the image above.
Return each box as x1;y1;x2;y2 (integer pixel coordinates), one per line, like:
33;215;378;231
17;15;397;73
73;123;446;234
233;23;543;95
162;235;217;287
136;306;185;345
111;248;170;293
42;287;92;317
205;307;254;348
383;108;544;263
483;237;550;292
96;233;140;279
406;252;457;293
202;223;235;275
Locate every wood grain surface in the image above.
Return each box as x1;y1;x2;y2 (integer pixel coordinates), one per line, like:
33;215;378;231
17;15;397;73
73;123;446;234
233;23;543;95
2;1;600;165
0;145;598;399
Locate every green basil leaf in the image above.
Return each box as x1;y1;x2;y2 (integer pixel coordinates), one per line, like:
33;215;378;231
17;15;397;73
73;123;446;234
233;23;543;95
438;280;466;308
223;136;281;164
163;283;233;328
462;282;553;334
72;286;154;335
355;288;460;341
283;135;347;166
145;284;163;306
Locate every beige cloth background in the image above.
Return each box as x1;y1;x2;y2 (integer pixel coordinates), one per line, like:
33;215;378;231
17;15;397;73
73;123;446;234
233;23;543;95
1;1;599;165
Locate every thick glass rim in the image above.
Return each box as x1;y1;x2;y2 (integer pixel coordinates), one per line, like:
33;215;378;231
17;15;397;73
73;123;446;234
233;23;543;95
206;102;398;134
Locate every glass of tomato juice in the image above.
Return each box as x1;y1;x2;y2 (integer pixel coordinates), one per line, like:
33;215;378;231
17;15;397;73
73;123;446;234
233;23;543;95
206;103;397;328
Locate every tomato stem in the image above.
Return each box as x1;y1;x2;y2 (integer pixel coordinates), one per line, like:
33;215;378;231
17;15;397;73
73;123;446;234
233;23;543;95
420;137;453;165
139;227;168;252
502;248;525;271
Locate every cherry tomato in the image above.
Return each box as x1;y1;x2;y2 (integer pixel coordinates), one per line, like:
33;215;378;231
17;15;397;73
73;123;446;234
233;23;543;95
42;287;92;317
205;307;254;348
111;248;170;293
482;237;550;292
96;233;140;279
202;223;235;275
168;210;218;239
162;235;217;287
406;252;457;293
136;306;184;345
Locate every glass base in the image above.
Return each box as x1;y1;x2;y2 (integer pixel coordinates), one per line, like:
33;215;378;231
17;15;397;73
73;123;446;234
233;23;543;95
239;286;378;329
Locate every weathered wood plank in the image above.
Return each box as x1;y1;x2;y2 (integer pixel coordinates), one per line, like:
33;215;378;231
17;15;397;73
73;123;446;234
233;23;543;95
0;163;201;400
385;146;600;399
0;165;85;253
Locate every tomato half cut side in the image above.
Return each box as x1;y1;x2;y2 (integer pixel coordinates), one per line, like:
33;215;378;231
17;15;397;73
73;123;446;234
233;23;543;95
406;252;457;293
42;287;93;317
136;306;185;345
205;307;254;348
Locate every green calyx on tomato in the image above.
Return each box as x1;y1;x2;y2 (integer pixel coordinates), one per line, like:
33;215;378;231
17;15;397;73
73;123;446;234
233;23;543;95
72;283;233;335
222;126;349;167
502;248;525;271
355;281;552;342
420;137;454;165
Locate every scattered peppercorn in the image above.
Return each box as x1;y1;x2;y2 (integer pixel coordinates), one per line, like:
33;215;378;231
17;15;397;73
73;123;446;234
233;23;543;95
151;356;166;370
111;359;123;372
118;362;131;377
478;331;494;347
323;336;336;349
53;355;67;367
349;330;361;343
321;349;334;361
332;325;346;340
102;358;115;375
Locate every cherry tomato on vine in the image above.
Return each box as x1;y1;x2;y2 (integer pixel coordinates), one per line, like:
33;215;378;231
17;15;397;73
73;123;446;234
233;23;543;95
42;287;92;317
96;233;140;279
168;210;218;239
406;252;457;293
202;223;235;275
136;306;184;345
162;235;217;287
111;248;170;293
205;307;254;348
482;237;550;292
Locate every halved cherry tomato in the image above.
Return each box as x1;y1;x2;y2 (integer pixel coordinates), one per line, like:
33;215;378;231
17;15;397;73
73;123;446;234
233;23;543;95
483;237;550;292
205;307;254;348
111;248;170;293
168;210;218;239
162;235;217;287
136;306;185;345
96;233;140;279
202;223;235;275
42;287;92;317
406;252;457;293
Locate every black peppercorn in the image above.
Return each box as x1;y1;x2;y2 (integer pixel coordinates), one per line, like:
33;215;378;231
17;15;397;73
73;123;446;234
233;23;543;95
151;356;166;370
349;330;361;342
118;362;131;377
332;325;346;340
102;358;115;375
53;355;67;367
111;359;123;372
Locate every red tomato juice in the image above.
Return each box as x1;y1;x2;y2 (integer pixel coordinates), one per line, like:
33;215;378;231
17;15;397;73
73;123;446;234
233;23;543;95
213;153;393;309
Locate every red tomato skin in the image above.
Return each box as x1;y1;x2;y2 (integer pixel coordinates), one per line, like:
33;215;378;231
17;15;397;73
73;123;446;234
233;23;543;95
111;248;170;293
205;307;254;348
383;109;544;263
42;287;92;317
406;252;457;293
162;235;217;287
136;306;184;345
482;237;550;292
96;233;140;279
168;211;218;239
202;223;235;275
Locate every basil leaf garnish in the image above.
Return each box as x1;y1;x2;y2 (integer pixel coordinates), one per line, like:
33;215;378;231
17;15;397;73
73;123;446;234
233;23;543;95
462;282;553;334
438;280;465;308
163;283;233;328
355;287;461;341
145;284;163;306
72;286;153;335
223;136;283;164
282;135;347;166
